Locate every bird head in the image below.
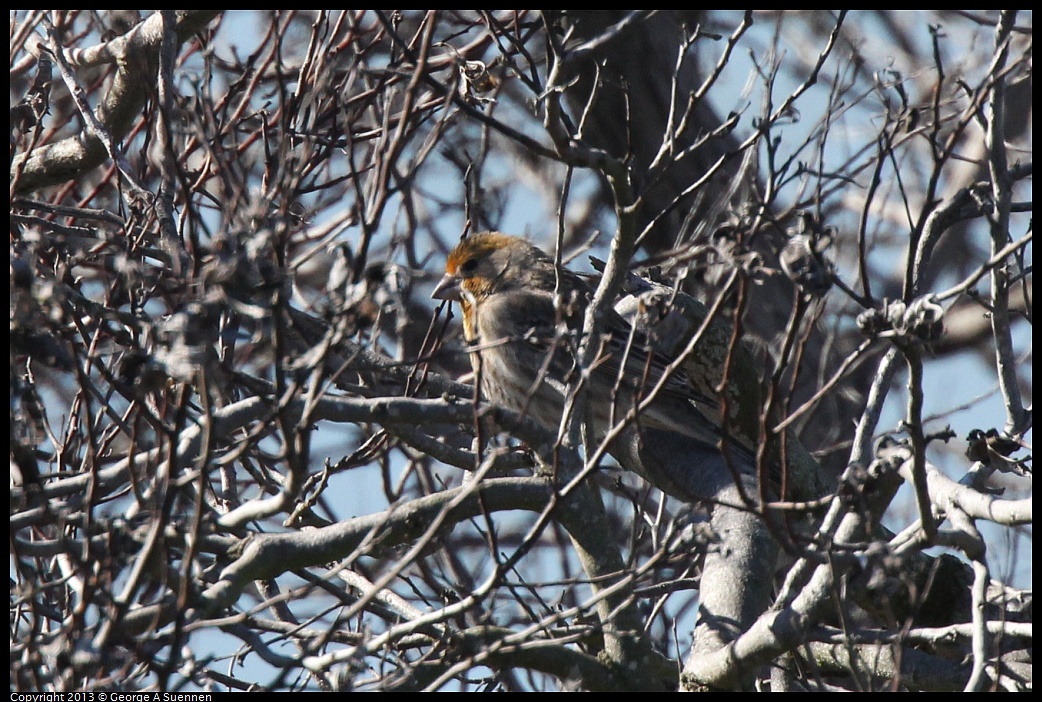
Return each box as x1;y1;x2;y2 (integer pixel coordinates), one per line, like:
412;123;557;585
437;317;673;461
431;231;556;304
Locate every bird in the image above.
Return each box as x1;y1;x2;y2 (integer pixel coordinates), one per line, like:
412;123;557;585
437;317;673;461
430;231;757;469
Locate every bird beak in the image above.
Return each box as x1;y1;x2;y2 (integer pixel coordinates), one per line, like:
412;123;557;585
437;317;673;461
431;273;461;301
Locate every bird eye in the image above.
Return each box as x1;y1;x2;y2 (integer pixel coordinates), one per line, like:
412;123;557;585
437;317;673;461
459;258;478;276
